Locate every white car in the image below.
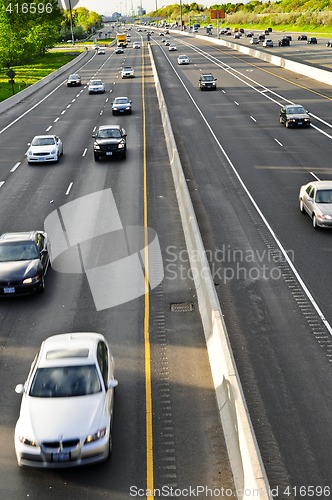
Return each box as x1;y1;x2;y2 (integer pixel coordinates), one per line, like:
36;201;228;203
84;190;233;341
121;66;135;78
27;135;63;164
168;44;177;51
177;54;190;65
14;332;118;468
133;41;140;49
88;79;105;94
97;48;105;55
299;181;332;228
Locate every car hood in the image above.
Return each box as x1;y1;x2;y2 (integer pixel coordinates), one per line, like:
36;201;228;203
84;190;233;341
18;393;106;441
95;138;122;145
0;259;40;279
89;84;104;88
316;203;332;216
287;113;309;119
30;145;56;153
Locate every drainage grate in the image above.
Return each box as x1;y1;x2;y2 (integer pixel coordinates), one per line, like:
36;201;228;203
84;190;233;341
170;302;194;312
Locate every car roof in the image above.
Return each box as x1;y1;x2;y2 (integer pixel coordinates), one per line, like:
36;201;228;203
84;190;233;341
284;104;305;110
97;124;121;130
306;181;332;189
114;96;129;100
0;231;38;242
32;134;56;139
38;332;107;368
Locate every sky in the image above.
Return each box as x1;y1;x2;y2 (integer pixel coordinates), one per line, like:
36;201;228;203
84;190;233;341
75;0;219;16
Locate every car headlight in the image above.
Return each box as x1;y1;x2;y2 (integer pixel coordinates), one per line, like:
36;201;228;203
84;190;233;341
94;144;101;150
125;106;131;110
27;149;32;156
23;275;40;285
84;427;107;444
18;435;38;446
113;107;118;111
318;214;332;220
118;142;125;149
50;149;56;154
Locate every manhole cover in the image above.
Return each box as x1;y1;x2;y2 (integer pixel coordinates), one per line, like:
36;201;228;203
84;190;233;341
170;303;194;312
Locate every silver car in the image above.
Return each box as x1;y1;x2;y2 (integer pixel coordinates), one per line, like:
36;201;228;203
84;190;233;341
177;55;190;65
14;332;118;468
299;181;332;228
27;135;63;164
88;79;105;94
121;66;135;78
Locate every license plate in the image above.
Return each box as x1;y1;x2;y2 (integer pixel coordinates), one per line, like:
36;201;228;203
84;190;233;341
4;287;15;293
38;158;45;161
298;122;302;125
52;452;70;462
106;152;113;156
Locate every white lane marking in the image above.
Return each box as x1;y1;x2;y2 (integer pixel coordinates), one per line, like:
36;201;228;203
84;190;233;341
46;126;52;132
61;110;66;115
0;181;5;188
71;99;76;103
234;101;239;105
54;117;59;123
274;138;283;146
310;171;321;181
65;182;73;195
10;162;21;172
66;104;71;109
100;110;103;115
250;116;256;122
82;148;87;156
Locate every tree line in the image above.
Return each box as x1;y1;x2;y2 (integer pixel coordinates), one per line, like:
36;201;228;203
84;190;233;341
0;0;102;67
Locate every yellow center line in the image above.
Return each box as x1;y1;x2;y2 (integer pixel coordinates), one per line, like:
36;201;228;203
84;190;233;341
142;43;154;500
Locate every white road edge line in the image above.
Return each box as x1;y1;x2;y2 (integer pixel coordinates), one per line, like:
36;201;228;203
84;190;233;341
65;182;73;195
10;162;20;172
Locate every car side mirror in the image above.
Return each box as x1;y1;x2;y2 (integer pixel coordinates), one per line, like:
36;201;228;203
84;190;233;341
108;379;118;389
15;384;25;394
27;143;31;146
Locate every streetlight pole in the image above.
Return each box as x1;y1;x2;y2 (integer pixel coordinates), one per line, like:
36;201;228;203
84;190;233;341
179;0;182;29
68;0;75;44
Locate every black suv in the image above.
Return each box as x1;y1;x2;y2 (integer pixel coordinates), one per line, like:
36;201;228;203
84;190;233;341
307;37;317;44
278;37;290;46
92;125;127;161
199;74;217;91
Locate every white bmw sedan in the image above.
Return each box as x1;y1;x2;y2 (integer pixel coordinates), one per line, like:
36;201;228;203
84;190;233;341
14;332;118;468
27;135;63;164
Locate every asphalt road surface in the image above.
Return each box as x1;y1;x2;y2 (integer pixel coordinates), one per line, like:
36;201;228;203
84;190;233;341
0;42;234;499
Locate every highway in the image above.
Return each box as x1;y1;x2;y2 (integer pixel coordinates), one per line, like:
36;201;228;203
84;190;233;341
0;41;234;498
150;31;332;496
1;25;332;499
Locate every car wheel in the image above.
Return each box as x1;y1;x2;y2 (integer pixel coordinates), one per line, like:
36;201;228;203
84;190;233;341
55;153;59;163
299;199;304;213
39;275;45;293
122;151;127;159
312;214;319;229
94;153;100;161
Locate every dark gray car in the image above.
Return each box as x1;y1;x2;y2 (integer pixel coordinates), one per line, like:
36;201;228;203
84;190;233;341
92;125;127;161
111;96;132;115
280;104;310;128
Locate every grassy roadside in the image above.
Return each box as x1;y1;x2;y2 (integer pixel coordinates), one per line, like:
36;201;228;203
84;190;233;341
0;51;82;102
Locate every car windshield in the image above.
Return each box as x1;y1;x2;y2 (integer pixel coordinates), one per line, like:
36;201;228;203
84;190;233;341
31;137;55;146
29;365;102;398
69;74;79;79
0;242;39;261
315;190;332;203
90;80;102;85
97;129;121;138
203;75;214;81
288;107;305;114
114;98;129;104
123;67;132;71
